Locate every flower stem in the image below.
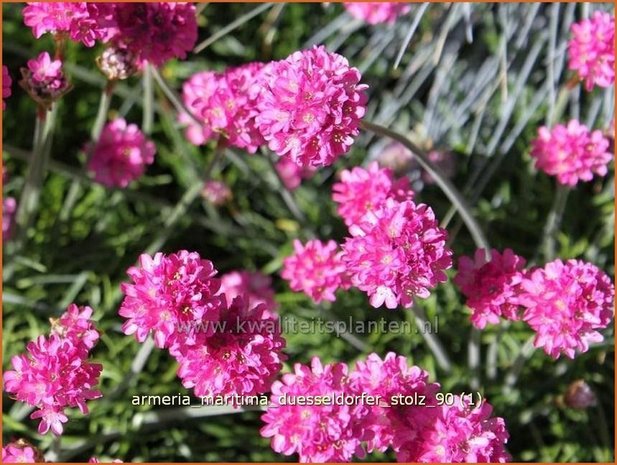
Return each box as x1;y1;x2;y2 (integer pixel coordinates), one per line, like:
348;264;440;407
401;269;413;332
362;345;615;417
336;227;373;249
360;120;491;251
411;305;452;373
150;66;202;127
90;81;115;141
539;183;570;261
504;335;536;390
142;64;154;134
362;120;487;386
14;105;57;244
193;3;274;54
264;152;307;225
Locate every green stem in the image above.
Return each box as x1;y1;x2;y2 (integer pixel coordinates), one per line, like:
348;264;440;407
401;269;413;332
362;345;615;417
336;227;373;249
539;184;570;261
150;66;202;127
467;328;481;389
504;336;536;390
90;81;115;141
142;64;154;134
193;3;274;54
265;152;307;225
14;105;57;243
362;120;488;386
411;305;452;373
360;120;490;252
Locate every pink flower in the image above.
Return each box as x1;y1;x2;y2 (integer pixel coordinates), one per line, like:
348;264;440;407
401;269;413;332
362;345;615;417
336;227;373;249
396;396;510;463
179;71;220;145
518;259;614;359
87;118;156;188
89;458;123;463
332;161;413;227
3;305;103;435
255;45;368;168
221;62;267;152
275;157;316;191
281;239;351;303
2;440;42;463
218;270;279;318
108;3;197;67
454;249;526;329
118;251;224;353
530;120;612;186
568;11;615;91
342;198;452;309
23;2;115;47
3;196;16;241
180;63;266;152
174;296;286;398
261;357;369;462
349;352;439;453
50;303;100;351
3;65;11;109
20;52;71;108
344;3;411;25
202;180;232;206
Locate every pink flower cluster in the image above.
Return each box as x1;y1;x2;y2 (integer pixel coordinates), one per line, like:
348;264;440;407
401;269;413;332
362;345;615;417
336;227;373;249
181;45;368;167
282;239;351;303
568;11;615;91
283;164;451;309
23;2;115;47
530;119;612;186
109;3;197;67
119;251;286;398
519;259;614;359
454;248;526;329
1;440;43;463
257;46;368;167
261;358;368;462
87;118;156;188
180;63;265;153
23;3;197;67
3;304;102;435
332;161;414;227
119;251;224;352
261;353;510;463
396;395;510;463
20;52;71;108
175;296;286;398
344;3;411;25
455;249;615;359
3;65;11;109
343;198;452;309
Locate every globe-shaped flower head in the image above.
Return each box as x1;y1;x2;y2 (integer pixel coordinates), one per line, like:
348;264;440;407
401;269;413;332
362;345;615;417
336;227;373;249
568;11;615;91
518;259;614;359
87;118;156;188
530;119;612;186
256;45;368;168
